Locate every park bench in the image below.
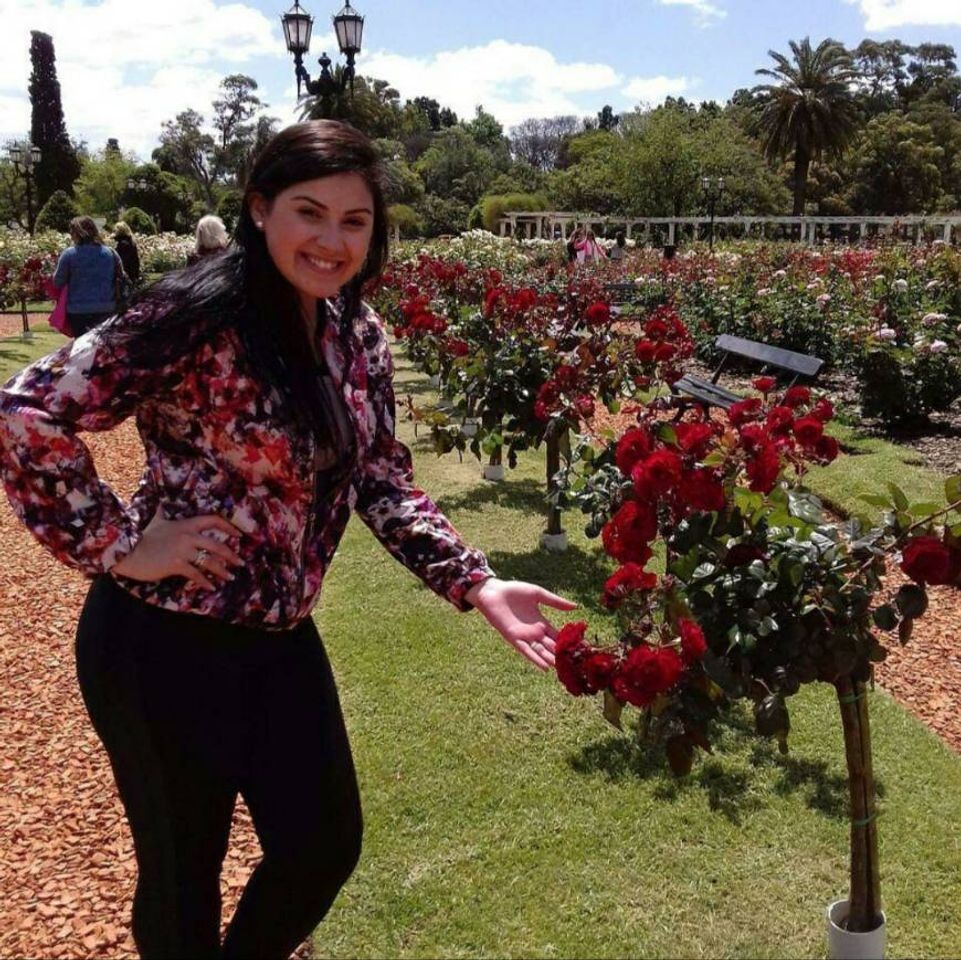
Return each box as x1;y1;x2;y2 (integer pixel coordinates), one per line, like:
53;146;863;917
671;334;824;411
604;281;642;304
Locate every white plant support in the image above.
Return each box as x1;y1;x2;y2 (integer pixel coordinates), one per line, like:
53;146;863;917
826;900;886;960
482;463;504;481
540;531;568;552
428;374;441;388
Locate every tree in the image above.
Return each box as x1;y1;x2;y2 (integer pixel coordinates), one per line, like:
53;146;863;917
509;116;581;171
300;71;402;139
596;105;620;131
211;74;272;184
753;37;859;214
848;114;944;214
155;110;216;208
74;147;137;218
0;155;29;230
35;189;78;233
852;39;910;115
414;126;496;205
28;31;81;207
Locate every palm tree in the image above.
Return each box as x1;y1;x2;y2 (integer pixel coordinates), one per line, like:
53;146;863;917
753;37;859;215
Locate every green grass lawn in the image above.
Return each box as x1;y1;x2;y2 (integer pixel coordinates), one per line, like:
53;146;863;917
312;350;961;959
0;330;958;957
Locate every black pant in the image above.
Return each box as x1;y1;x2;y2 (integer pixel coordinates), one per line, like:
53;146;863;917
75;575;362;960
67;311;112;336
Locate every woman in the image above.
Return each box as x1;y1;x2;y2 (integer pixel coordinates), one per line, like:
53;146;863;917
0;121;573;960
575;229;605;264
187;214;230;266
52;216;127;335
565;226;582;263
608;231;627;261
113;221;142;287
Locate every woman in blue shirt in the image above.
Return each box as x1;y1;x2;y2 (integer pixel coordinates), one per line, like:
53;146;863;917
53;216;126;336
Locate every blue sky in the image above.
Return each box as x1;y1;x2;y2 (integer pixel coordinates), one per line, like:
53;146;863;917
1;0;960;160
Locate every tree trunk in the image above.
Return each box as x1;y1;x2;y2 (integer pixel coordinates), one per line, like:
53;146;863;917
836;677;883;933
792;147;811;217
545;424;569;536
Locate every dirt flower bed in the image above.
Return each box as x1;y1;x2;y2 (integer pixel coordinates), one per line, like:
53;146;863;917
0;421;310;960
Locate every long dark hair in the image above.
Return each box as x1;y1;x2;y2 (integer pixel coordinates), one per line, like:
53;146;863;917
102;120;390;463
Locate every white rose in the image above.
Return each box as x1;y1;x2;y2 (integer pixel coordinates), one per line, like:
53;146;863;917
892;279;908;293
877;328;897;341
921;312;947;325
930;340;948;353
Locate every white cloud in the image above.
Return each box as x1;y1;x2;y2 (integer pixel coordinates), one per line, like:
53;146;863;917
360;40;694;130
657;0;727;25
0;0;282;158
846;0;961;29
622;74;698;103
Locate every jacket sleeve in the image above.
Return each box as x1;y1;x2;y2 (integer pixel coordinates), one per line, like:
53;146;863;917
52;249;70;290
0;303;180;576
351;306;496;611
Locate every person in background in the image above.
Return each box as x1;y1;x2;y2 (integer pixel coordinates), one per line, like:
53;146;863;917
576;229;605;263
52;216;127;336
187;214;230;266
113;221;141;288
608;231;627;260
566;226;582;263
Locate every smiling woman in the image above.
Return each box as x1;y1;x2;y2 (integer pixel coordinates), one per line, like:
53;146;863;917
0;118;575;960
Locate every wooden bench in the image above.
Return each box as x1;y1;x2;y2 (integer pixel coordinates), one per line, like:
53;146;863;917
604;281;642;304
671;334;824;411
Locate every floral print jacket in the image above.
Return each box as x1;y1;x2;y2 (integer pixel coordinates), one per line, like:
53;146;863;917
0;296;495;630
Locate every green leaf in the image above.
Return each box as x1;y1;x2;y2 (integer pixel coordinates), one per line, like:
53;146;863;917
909;502;941;518
758;616;779;637
606;399;621;415
787;490;823;525
859;494;892;509
657;424;678;446
887;482;909;512
602;691;624;731
895;583;928;620
946;475;961;505
872;604;899;631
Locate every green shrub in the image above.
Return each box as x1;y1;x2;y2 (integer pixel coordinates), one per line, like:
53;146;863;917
122;206;157;235
416;195;471;238
859;347;961;424
35;190;79;233
476;193;548;233
387;203;424;238
216;191;243;234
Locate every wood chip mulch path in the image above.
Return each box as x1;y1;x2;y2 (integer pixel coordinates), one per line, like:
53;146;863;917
0;421;309;960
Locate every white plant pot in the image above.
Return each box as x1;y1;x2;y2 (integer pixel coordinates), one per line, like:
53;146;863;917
460;419;480;438
428;374;441;388
482;464;504;481
826;899;886;960
540;531;568;552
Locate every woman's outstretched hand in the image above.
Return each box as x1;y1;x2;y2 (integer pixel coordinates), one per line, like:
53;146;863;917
464;577;578;671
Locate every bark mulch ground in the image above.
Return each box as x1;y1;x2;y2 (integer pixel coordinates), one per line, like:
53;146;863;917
0;421;309;960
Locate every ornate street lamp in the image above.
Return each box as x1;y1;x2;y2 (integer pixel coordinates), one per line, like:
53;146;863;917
8;142;42;235
282;0;364;101
701;175;725;253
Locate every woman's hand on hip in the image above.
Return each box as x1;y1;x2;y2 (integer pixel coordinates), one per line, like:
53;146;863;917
111;513;245;590
463;577;578;671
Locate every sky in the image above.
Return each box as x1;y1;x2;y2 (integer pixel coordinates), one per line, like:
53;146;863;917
1;0;961;162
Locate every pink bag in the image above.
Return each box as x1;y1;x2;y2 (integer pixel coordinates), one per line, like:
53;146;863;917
43;277;73;337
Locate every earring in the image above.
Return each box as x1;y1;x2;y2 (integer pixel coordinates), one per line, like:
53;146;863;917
255;221;264;229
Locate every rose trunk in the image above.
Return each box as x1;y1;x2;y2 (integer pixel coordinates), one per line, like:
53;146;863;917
836;676;883;933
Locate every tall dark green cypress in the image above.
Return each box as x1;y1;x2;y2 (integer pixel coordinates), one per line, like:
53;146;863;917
28;31;81;206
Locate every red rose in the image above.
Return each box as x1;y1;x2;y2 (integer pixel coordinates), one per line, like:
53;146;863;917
793;416;824;447
811;399;835;422
585;302;611;324
447;338;469;357
653;342;677;362
728;397;763;427
601;500;657;564
746;441;781;493
555;364;579;390
765;405;794;436
633;449;683;499
634;375;652;390
615;428;653;476
393;326;408;339
674;422;715;459
782;385;812;409
738;423;765;454
814;435;839;462
555;622;590;695
431;317;448;335
900;536;961;586
678;619;707;663
612;645;684;708
574;395;596;419
602;562;658;609
680;468;726;512
644;318;670;340
583;651;617;693
534;400;550;421
724;543;767;567
635;340;657;363
753;376;778;394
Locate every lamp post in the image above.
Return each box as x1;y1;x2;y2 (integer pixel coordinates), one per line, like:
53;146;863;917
8;142;42;235
701;175;725;253
126;177;160;232
281;0;364;108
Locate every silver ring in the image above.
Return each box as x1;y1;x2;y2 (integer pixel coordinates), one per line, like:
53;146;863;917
530;640;542;652
194;547;210;568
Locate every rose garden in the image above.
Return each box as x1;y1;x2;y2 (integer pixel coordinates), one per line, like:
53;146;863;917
1;222;960;958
